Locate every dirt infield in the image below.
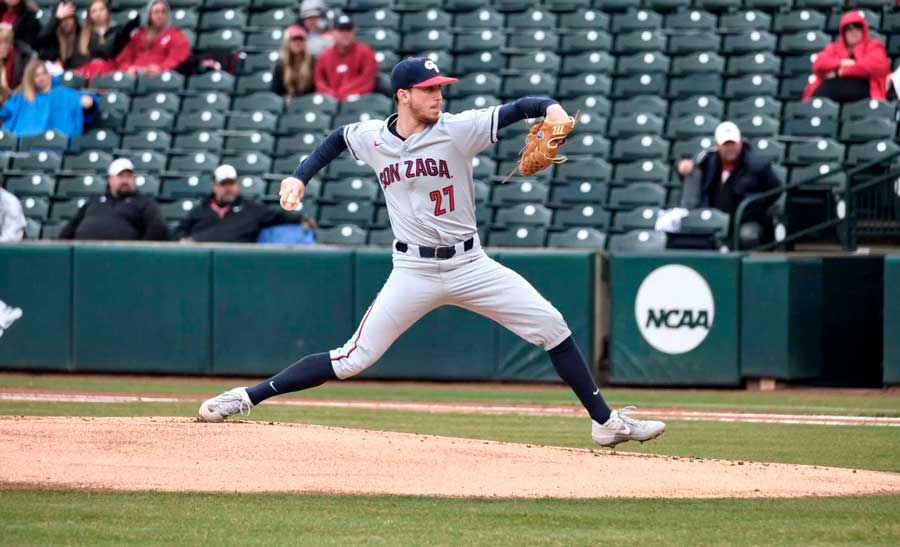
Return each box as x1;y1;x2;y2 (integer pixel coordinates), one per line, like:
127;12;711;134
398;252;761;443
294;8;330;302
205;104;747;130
3;416;900;499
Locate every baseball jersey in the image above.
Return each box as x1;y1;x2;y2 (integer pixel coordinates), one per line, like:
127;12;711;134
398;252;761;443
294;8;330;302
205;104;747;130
342;107;500;247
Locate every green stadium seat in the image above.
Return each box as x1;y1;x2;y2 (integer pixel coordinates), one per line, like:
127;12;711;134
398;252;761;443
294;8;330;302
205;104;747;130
39;221;66;239
454;51;504;73
367;227;394;246
250;0;295;7
20;130;69;151
786;138;845;166
612;95;667;117
160;198;199;221
774;9;826;33
181;92;230;112
232;92;284;114
786;100;840;121
612;135;669;162
132;92;181;113
276;133;322;158
608;182;666;210
501;73;556;98
611;9;662;33
562;51;614;76
547;227;606;249
224;132;275;153
319;201;376;227
58;70;87;89
549;181;608;206
554;157;612;182
779;30;831;55
609;112;664;138
175;110;226;133
488;226;547;247
197;29;245;50
614;30;666;54
733;114;780;138
839;117;897;143
666;114;720;140
0;129;17;150
559;8;610;30
125;109;175;132
668;74;721;98
750;137;786;163
779;74;815;99
558;29;612;53
175;131;224;152
169;152;220;173
356;28;401;51
841;99;897;122
23;217;41;239
612;74;667;99
674;208;730;245
353;8;400;29
665;9;716;31
220;152;272;175
404;29;453;51
670;52;724;75
883;10;900;33
248;7;291;28
74;125;122;151
187;71;235;93
126;150;168;173
20;195;51;221
122;129;173;151
783;116;838;138
551;204;612;229
49;197;93;222
847;140;900;166
374;50;402;73
558;74;611;98
445;72;502;98
473;180;490;204
286;93;339;116
449;95;500;111
612;206;662;231
744;0;792;10
6;174;55;197
613;160;670;185
666;32;719;55
236;71;277;95
472;156;496;180
227;111;278;133
340;94;393;117
672;136;714;160
135;71;185;94
491;180;549;206
782;53;816;76
825;10;880;34
726;51;781;76
272;156;303;176
317;224;368;245
454;8;503;29
722;31;777;54
607;229;666;253
13;151;62;173
327;158;374;180
670;95;724;118
594;0;640;11
160;174;212;199
91;71;136;92
508;29;560;51
563;133;610;157
790;162;847;189
205;0;252;8
794;0;840;8
720;10;771;33
543;0;591;12
724;74;779;99
564;94;611;117
322;178;379;201
134;174;161;197
726;96;781;120
506;8;556;30
617;51;670;74
644;0;690;9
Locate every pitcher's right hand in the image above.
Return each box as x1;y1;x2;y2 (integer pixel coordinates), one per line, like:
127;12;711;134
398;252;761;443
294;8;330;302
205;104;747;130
279;177;306;211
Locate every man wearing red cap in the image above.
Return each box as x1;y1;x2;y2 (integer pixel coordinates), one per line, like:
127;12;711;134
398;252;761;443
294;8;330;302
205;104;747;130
312;14;376;101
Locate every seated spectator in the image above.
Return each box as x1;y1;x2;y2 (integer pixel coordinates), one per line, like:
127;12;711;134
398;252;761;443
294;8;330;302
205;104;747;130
0;23;33;104
0;180;26;241
72;0;140;79
114;0;190;77
60;158;169;240
0;0;40;50
297;0;333;57
0;59;97;137
35;2;79;73
313;15;376;101
803;11;890;103
272;25;314;100
175;165;306;243
661;122;783;248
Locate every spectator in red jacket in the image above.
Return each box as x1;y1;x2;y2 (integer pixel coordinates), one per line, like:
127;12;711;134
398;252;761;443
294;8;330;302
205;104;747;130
803;11;890;103
114;0;190;76
0;0;40;49
313;14;376;101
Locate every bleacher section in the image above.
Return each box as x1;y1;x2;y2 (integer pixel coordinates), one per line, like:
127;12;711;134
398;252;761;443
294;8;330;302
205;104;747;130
5;0;900;250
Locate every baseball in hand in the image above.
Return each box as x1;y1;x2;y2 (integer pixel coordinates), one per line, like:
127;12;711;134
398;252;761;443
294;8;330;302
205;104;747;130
279;177;306;211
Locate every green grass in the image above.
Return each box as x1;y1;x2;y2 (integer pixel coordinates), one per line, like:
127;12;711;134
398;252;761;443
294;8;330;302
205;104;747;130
1;490;899;546
2;372;900;416
3;401;900;472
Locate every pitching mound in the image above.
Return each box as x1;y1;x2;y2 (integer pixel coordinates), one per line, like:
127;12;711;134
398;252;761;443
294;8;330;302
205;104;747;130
2;416;900;499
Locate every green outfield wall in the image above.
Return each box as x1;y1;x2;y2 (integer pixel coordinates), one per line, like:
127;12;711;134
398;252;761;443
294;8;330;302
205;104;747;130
883;256;900;385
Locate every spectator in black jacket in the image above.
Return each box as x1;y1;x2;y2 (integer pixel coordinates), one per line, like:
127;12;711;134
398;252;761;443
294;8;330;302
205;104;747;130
271;24;314;101
35;1;79;71
59;157;169;240
175;164;303;243
0;0;40;50
668;121;783;248
72;0;140;78
0;23;32;105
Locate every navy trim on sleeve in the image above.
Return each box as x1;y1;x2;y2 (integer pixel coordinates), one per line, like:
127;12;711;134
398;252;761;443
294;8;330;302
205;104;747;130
497;97;559;130
292;126;349;182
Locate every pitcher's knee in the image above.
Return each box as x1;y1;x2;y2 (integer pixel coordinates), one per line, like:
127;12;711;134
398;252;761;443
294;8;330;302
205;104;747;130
531;307;571;350
329;344;378;380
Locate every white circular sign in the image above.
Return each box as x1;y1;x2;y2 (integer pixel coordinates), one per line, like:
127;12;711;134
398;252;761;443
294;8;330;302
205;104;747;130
634;265;715;355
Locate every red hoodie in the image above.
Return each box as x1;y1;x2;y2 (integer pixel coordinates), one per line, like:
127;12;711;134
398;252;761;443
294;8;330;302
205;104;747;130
313;41;377;101
803;11;891;100
115;26;191;73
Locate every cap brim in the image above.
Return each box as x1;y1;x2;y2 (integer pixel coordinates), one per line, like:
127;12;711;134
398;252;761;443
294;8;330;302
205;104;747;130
413;76;459;88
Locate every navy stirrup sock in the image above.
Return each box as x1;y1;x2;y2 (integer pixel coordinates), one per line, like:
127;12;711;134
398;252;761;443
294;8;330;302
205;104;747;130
246;352;337;406
548;336;612;424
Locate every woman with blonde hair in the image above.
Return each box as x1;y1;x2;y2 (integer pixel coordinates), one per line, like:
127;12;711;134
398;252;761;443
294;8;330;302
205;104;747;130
272;25;314;99
0;58;97;136
0;23;32;104
72;0;139;77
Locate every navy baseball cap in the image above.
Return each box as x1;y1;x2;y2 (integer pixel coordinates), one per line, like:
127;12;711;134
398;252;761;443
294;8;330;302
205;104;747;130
390;57;458;94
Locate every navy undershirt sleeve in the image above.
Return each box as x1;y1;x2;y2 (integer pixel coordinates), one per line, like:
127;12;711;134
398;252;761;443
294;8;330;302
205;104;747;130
497;97;559;130
291;126;348;182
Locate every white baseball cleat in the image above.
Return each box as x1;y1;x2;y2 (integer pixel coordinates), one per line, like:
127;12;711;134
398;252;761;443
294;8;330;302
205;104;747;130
591;406;666;448
197;387;253;423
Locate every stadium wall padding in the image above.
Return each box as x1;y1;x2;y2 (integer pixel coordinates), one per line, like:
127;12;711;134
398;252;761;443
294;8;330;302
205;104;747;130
886;256;900;385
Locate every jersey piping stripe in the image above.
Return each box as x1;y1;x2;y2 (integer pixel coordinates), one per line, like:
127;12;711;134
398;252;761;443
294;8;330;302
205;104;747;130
343;125;361;161
330;293;378;361
489;106;498;144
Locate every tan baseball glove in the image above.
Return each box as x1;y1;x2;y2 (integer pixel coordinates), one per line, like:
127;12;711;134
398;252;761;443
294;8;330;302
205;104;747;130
517;116;576;178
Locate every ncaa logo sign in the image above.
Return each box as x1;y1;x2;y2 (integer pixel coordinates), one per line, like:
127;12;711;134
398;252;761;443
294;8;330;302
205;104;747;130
634;265;714;355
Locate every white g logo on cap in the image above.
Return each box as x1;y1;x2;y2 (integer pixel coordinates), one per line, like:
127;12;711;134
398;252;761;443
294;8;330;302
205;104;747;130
424;60;439;73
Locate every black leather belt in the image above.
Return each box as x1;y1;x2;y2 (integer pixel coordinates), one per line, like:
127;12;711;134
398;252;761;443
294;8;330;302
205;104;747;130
395;237;475;259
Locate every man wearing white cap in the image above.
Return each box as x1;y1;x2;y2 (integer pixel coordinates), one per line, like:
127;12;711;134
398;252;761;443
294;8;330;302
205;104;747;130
667;121;783;248
174;164;303;243
59;157;169;240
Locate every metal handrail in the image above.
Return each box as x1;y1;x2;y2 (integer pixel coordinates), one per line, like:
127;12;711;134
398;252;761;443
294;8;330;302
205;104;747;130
731;148;900;250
